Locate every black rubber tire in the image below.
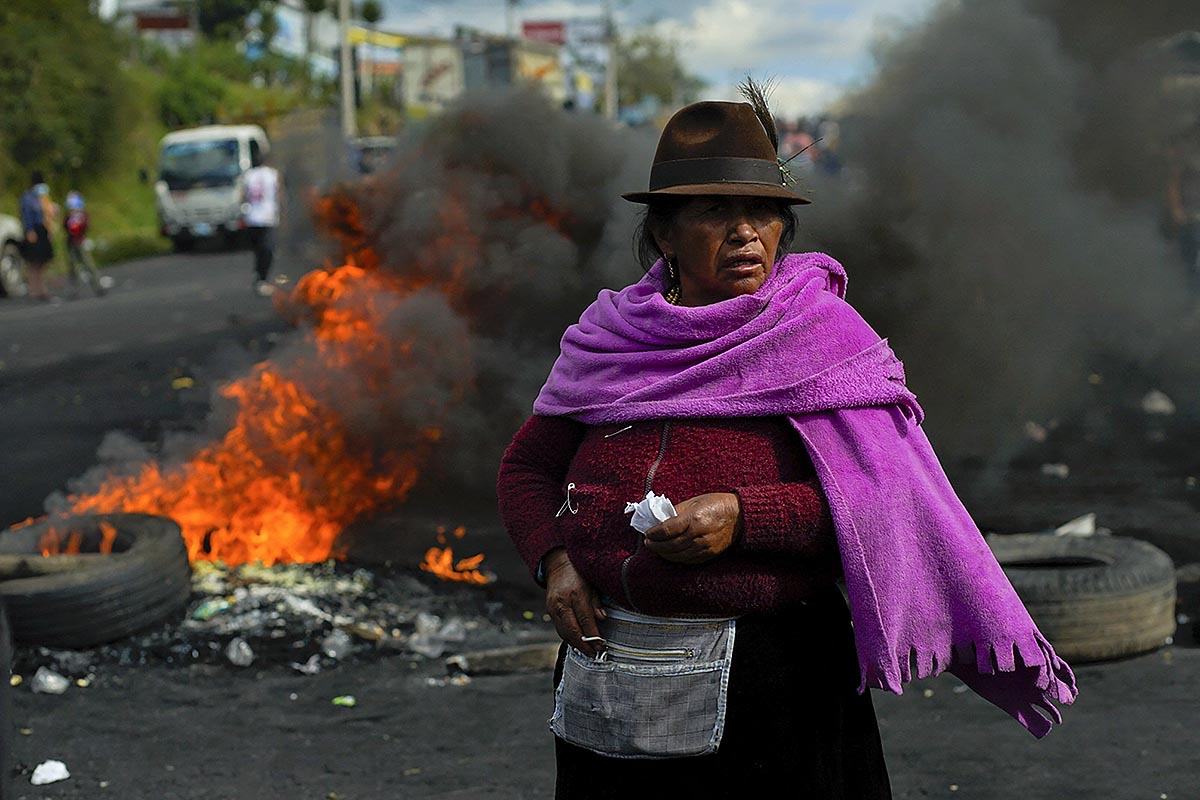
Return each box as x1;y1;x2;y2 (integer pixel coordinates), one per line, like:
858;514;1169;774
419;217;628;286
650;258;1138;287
988;534;1176;663
0;514;192;649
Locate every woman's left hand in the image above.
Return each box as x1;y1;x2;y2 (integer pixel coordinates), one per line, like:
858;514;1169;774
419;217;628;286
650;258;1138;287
643;493;743;564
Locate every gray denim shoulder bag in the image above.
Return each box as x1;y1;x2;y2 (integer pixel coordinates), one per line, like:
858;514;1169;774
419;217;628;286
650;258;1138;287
549;607;737;759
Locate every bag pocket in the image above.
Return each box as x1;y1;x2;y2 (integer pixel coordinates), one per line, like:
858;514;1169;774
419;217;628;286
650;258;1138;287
549;617;735;759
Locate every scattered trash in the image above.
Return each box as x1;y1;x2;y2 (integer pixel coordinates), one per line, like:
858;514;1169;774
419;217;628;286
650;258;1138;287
97;275;116;291
331;695;357;707
75;677;92;688
407;613;469;659
1140;390;1176;416
404;768;422;777
1055;513;1096;537
1177;614;1191;626
1185;476;1197;490
191;598;232;621
170;376;195;391
922;689;935;698
344;622;386;642
30;667;70;695
224;637;255;667
1087;373;1103;385
321;629;354;660
7;557;541;678
424;675;472;688
952;684;970;694
291;654;322;675
1040;463;1070;479
45;650;93;676
31;760;71;786
522;611;535;621
9;674;21;687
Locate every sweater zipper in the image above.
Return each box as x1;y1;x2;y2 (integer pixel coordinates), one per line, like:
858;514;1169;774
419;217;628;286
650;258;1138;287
620;420;672;611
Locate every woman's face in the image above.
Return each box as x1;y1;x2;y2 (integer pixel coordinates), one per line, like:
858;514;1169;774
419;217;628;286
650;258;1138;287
654;195;785;306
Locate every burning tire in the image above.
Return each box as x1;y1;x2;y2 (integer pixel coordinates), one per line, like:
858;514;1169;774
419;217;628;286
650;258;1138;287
989;534;1176;663
0;514;192;649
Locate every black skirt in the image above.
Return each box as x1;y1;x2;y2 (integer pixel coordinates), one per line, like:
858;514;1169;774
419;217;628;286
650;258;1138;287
22;224;53;265
553;587;892;799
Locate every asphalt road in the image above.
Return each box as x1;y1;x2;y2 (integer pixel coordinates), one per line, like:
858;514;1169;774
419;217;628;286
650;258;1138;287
0;248;293;527
2;249;1199;797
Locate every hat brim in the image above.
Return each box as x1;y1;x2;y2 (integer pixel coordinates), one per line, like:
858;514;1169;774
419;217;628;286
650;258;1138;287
621;182;811;205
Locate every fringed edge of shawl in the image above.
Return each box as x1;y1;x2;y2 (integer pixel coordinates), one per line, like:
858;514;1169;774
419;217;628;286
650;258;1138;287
857;629;1079;736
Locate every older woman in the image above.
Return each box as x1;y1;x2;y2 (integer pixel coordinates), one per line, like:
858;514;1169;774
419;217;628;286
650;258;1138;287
498;88;1076;798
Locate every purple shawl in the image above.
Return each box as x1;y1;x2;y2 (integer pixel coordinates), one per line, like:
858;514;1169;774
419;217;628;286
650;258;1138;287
533;252;1077;738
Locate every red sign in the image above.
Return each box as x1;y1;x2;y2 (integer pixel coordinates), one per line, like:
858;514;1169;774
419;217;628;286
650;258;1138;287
136;13;191;31
522;21;566;46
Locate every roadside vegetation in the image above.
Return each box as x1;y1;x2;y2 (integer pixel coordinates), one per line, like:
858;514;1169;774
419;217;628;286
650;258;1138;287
0;0;314;267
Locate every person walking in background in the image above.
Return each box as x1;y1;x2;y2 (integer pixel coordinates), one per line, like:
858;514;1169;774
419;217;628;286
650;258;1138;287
243;148;282;297
19;171;57;302
63;191;105;297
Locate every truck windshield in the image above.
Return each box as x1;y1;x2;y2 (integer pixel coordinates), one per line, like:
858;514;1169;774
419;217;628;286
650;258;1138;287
160;139;241;190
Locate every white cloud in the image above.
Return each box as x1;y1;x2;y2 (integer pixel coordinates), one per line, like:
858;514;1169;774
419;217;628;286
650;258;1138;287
705;75;843;117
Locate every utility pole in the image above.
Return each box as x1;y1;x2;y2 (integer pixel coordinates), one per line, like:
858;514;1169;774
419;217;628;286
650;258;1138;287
339;0;357;139
603;0;617;120
505;0;516;38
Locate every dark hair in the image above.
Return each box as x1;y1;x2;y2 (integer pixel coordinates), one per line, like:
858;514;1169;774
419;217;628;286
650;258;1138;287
632;197;799;271
30;170;44;186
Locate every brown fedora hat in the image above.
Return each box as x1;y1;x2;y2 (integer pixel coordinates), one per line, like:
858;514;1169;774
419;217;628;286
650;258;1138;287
622;101;811;205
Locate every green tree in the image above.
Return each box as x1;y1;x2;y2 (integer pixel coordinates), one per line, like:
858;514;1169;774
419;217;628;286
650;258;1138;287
0;2;129;183
259;5;280;50
360;0;383;25
197;0;266;39
616;30;705;110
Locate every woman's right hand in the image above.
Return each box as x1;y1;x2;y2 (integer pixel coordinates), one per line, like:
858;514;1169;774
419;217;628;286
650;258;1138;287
543;548;606;656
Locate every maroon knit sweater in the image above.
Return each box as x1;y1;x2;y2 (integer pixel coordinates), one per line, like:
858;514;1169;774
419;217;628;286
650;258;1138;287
497;415;842;617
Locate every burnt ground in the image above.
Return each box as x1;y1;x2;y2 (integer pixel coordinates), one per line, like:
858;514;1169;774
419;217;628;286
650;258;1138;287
2;253;1199;797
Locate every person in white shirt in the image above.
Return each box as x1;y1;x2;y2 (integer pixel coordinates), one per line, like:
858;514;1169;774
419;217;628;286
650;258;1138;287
242;149;282;296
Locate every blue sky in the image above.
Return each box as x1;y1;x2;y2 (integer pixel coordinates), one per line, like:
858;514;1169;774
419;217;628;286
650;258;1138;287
378;0;940;114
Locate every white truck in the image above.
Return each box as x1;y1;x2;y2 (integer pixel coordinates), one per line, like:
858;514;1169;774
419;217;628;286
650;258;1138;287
155;124;270;251
0;211;26;297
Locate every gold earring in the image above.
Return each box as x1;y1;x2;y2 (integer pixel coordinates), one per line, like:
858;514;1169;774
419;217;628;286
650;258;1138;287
665;258;682;305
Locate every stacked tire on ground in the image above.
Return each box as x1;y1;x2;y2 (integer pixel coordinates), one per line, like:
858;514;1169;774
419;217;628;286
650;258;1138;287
0;514;192;649
989;533;1177;663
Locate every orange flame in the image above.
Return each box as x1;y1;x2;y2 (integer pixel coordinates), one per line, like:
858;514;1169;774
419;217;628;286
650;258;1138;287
60;189;478;567
419;525;493;585
32;178;564;574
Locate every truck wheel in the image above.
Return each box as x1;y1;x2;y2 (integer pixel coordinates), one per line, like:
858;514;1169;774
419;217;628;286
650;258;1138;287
988;533;1176;663
0;240;26;298
0;514;192;649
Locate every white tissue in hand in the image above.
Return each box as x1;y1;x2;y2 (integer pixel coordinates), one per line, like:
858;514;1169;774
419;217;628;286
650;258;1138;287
624;491;677;534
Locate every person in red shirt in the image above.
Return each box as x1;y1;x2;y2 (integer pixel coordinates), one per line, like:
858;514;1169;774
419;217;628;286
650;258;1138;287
63;191;105;297
498;90;891;798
